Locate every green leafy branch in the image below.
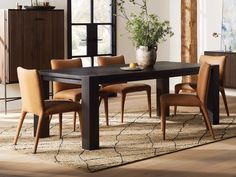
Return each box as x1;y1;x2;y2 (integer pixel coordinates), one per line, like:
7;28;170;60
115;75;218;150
113;0;174;48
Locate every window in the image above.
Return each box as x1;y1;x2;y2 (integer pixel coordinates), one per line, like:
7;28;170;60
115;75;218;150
67;0;116;66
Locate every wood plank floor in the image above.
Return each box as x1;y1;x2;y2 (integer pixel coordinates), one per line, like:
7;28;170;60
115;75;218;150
0;93;236;177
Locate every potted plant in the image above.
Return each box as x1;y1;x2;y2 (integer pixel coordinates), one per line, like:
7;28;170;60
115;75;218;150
115;0;174;68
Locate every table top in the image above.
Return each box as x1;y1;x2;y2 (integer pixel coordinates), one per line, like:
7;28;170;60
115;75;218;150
40;62;200;83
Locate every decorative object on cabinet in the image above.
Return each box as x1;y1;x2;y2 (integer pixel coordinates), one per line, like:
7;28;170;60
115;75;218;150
0;9;64;114
24;6;55;10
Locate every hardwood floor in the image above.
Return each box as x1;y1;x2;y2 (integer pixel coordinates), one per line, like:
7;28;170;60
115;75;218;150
0;93;236;177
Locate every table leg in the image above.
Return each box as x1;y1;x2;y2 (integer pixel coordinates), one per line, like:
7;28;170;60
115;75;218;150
82;77;99;150
207;65;219;125
34;80;50;138
156;78;170;116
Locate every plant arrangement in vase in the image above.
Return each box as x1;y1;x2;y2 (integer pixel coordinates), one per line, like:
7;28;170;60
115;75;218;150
114;0;174;67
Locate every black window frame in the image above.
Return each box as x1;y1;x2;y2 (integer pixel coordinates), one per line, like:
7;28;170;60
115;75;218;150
67;0;117;66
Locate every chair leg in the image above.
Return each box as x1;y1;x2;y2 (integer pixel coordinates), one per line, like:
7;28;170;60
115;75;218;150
147;89;152;118
78;111;83;137
13;111;27;145
73;112;77;131
59;113;62;139
220;88;230;116
33;114;44;154
121;93;126;123
199;107;209;130
99;97;102;106
49;115;53;124
174;87;181;116
161;104;167;140
200;104;215;140
103;96;109;126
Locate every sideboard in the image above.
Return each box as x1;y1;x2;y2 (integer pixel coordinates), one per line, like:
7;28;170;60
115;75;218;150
204;51;236;88
0;9;64;83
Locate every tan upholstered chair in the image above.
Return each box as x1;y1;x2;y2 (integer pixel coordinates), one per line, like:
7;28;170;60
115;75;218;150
51;59;109;126
14;67;82;153
174;55;229;116
51;58;82;131
160;62;215;140
98;55;152;123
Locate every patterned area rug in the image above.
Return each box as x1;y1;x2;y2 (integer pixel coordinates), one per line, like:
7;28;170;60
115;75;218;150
0;111;235;172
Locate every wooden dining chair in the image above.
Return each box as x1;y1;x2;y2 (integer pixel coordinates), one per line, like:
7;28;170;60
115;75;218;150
160;62;215;140
98;55;152;123
174;55;229;116
51;58;109;126
14;67;82;153
51;58;82;131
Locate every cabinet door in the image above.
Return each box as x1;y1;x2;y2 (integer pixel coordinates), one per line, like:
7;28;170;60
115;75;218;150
9;11;24;82
224;54;231;87
229;53;236;88
23;11;53;70
23;11;39;69
37;11;52;70
52;11;64;59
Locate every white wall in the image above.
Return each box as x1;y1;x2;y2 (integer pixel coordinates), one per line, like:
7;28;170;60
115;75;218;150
169;0;181;88
117;0;170;63
0;0;227;111
199;0;222;54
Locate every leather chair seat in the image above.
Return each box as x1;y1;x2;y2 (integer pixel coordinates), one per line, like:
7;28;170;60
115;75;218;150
44;100;81;115
175;83;197;93
53;88;82;102
160;94;200;107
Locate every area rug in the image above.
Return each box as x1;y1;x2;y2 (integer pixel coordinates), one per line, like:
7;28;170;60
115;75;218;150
0;111;235;172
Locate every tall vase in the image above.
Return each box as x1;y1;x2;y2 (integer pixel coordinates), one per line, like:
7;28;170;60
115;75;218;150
136;46;157;68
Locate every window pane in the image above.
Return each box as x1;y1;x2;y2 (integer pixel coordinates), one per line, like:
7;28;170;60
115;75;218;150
72;26;87;56
98;25;112;55
72;0;91;23
94;56;99;66
94;0;112;23
81;57;92;67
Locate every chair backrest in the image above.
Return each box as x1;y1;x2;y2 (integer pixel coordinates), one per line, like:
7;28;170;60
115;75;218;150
199;55;226;86
17;67;44;115
98;55;126;85
97;55;125;66
196;62;211;104
51;58;82;94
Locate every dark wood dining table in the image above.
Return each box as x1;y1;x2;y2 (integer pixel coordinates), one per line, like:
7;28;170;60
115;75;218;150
38;61;219;150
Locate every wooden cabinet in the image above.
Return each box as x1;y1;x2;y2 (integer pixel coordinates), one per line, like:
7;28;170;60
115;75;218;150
0;9;64;83
204;51;236;88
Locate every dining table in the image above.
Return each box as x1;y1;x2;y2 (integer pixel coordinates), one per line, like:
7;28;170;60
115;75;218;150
38;61;219;150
